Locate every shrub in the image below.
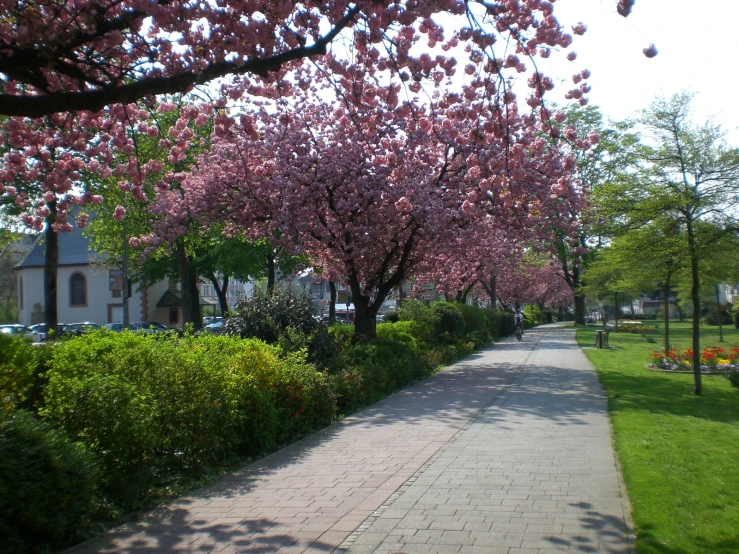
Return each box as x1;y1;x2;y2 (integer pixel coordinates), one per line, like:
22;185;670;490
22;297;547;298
383;311;400;323
728;371;739;388
376;321;421;352
43;333;251;502
333;335;432;414
456;303;491;347
485;309;515;339
397;300;439;338
431;301;465;340
42;331;342;507
277;325;342;372
523;305;544;327
0;410;101;553
0;335;51;414
703;309;732;326
227;289;318;343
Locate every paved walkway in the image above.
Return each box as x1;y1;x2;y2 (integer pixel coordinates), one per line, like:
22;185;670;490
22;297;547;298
68;324;633;554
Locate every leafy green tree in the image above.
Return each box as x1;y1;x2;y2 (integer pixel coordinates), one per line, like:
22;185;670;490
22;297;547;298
0;229;33;322
583;244;645;332
87;96;215;328
587;219;687;351
597;92;739;395
551;104;640;324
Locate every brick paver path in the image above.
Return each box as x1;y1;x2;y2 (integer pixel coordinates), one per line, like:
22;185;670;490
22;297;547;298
67;324;633;554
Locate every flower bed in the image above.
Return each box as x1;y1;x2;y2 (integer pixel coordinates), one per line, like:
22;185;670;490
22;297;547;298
617;321;658;333
650;346;739;373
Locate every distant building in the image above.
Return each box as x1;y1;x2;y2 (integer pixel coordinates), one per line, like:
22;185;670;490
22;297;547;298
717;283;739;306
198;278;253;314
14;225;176;327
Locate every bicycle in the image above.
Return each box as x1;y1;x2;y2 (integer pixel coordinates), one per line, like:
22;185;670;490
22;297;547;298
515;323;523;342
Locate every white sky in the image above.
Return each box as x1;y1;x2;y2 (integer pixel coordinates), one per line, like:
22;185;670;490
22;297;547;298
542;0;739;141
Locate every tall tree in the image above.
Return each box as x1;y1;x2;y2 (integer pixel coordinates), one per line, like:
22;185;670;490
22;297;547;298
598;93;739;395
586;219;686;349
550;104;640;324
183;70;586;337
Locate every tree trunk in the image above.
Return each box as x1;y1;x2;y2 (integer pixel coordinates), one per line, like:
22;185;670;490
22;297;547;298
675;302;685;322
329;281;337;324
613;291;619;331
43;201;58;333
188;263;201;329
687;219;702;396
266;252;275;295
574;292;585;326
716;284;724;342
456;284;473;304
353;294;379;338
489;275;497;309
177;240;194;329
663;281;671;354
209;274;229;316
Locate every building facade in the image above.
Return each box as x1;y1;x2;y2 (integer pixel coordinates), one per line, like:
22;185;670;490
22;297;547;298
15;226;175;327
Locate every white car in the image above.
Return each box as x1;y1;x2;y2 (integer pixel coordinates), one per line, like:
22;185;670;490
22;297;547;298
0;324;45;343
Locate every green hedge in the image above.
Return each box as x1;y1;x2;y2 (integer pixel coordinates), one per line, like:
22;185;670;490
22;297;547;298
0;304;511;553
0;333;51;414
0;410;101;554
42;333;336;505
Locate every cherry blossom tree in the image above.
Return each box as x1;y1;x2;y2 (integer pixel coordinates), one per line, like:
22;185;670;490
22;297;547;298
179;58;590;337
1;0;643;218
1;1;644;331
496;255;572;309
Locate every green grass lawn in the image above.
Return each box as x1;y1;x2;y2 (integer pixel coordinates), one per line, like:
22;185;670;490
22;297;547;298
577;321;739;554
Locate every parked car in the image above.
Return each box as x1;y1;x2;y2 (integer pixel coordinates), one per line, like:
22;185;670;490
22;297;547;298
103;322;170;333
27;323;82;340
130;321;169;333
203;316;224;326
195;319;227;336
28;323;50;341
0;324;45;343
65;322;101;335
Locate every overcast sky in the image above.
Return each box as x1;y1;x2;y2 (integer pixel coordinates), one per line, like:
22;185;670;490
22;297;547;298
542;0;739;140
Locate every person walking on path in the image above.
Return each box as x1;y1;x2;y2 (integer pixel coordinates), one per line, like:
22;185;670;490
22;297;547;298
67;324;633;554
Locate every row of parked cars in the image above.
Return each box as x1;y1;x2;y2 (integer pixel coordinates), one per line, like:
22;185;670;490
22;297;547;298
0;321;171;342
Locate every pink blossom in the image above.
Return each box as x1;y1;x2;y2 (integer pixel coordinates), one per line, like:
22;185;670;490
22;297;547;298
113;205;126;220
643;44;658;58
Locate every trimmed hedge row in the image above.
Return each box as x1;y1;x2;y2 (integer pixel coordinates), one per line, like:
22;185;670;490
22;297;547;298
0;301;518;553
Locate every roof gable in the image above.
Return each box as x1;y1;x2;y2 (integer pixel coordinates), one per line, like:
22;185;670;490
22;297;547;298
16;223;110;269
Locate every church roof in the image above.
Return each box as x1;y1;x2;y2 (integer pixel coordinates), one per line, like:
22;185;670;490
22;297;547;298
15;223;110;269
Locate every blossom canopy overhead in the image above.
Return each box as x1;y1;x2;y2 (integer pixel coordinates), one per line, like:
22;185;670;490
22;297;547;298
0;0;646;118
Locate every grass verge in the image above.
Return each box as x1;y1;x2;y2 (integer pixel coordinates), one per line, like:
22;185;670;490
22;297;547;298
577;322;739;553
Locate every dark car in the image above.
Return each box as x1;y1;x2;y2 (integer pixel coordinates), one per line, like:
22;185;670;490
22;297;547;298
131;321;169;333
65;322;101;335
